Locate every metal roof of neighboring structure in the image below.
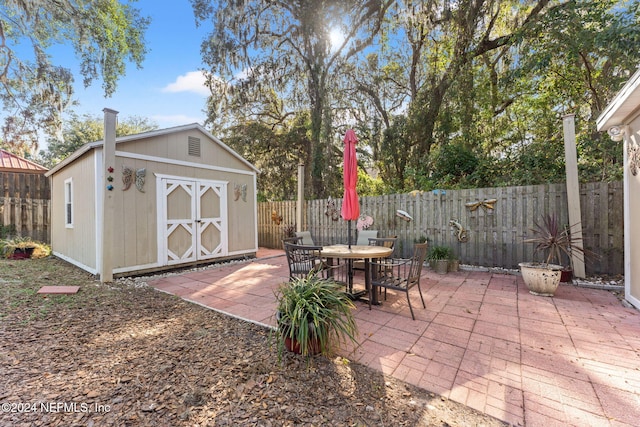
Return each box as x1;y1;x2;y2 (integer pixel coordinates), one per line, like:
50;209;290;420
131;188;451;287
0;149;48;173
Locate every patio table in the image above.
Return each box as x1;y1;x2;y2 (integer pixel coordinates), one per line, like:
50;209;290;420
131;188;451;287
321;244;393;304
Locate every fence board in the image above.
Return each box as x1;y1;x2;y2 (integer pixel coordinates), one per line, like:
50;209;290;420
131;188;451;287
0;197;50;242
257;181;624;275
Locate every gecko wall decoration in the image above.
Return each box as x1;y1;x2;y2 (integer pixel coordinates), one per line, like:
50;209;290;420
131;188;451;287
449;219;469;242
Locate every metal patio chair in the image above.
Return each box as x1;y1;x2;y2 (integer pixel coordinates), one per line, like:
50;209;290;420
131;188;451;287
368;242;428;320
283;242;348;285
281;236;302;249
294;231;315;246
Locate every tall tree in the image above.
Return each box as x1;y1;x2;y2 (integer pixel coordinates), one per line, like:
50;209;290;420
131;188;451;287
402;0;558;180
224;116;309;202
340;0;561;189
509;0;640;182
0;0;149;153
37;113;157;168
191;0;392;198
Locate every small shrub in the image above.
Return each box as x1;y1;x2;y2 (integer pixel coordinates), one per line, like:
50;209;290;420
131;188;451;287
428;246;452;261
0;236;51;259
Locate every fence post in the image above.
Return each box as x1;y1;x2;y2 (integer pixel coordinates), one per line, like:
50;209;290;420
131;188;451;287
563;114;586;278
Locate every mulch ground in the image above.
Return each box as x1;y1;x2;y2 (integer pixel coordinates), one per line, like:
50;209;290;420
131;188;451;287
0;257;506;426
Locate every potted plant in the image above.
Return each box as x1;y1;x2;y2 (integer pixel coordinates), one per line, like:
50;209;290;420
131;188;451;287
0;236;48;259
448;254;460;272
274;272;359;357
428;246;451;274
519;214;595;296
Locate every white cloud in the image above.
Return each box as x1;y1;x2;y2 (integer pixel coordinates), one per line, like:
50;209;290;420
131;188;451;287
162;71;209;96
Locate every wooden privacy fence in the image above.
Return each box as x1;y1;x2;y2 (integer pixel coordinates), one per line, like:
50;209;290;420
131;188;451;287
0;172;50;243
258;181;623;276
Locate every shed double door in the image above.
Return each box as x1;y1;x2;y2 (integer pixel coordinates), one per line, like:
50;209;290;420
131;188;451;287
161;178;227;265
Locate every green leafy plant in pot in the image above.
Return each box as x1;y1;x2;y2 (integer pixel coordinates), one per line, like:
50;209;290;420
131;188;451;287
520;214;595;296
275;272;358;357
428;245;452;275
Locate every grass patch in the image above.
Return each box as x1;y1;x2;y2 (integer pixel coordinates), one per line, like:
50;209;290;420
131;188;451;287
0;257;102;323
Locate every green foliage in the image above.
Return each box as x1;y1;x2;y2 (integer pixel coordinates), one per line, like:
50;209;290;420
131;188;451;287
427;246;452;261
275;273;358;357
429;143;479;188
524;214;598;267
223;116;306;202
192;0;390;198
356;168;386;197
376;115;414;191
0;236;51;259
506;140;567;185
0;225;16;239
38;114;158;168
0;0;149;153
191;0;637;193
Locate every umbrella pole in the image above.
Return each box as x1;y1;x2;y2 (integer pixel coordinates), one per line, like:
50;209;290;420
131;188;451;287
347;220;354;294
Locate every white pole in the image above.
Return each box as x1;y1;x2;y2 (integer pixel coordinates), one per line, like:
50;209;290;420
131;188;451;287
562;114;586;278
296;162;304;232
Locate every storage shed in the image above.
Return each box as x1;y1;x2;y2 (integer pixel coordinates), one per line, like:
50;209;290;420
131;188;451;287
597;68;640;309
46;109;259;281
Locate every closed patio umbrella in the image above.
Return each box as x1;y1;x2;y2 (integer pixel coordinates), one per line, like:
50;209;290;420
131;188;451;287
342;129;360;248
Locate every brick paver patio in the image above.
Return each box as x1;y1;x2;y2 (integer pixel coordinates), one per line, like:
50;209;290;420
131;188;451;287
148;249;640;426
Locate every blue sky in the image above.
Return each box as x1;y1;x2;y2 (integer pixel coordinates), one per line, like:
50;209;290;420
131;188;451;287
59;0;210;128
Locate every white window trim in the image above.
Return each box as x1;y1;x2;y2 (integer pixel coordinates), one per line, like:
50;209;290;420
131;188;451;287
64;177;73;228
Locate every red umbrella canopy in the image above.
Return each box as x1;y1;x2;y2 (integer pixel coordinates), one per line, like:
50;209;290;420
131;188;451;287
341;129;360;221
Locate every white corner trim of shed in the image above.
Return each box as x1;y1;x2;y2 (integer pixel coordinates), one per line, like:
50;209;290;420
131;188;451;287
596;68;640;309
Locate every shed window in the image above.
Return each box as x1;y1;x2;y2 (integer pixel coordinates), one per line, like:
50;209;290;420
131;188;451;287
64;178;73;228
188;136;201;157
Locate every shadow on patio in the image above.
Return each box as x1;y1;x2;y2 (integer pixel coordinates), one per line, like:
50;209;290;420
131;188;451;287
148;248;640;426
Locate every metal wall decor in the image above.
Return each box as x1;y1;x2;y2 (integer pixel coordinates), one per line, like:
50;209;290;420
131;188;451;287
465;198;497;211
135;168;146;192
396;209;413;221
122;166;146;192
271;209;283;225
234;183;247;201
356;215;373;231
122;166;134;190
325;197;339;221
449;219;469;242
629;142;639;176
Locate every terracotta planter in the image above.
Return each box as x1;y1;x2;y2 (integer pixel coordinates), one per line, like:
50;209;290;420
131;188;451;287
560;268;573;283
276;311;322;355
284;336;321;355
519;262;563;296
9;247;35;260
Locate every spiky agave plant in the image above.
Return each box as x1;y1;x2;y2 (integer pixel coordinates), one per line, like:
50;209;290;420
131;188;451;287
524;214;596;267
